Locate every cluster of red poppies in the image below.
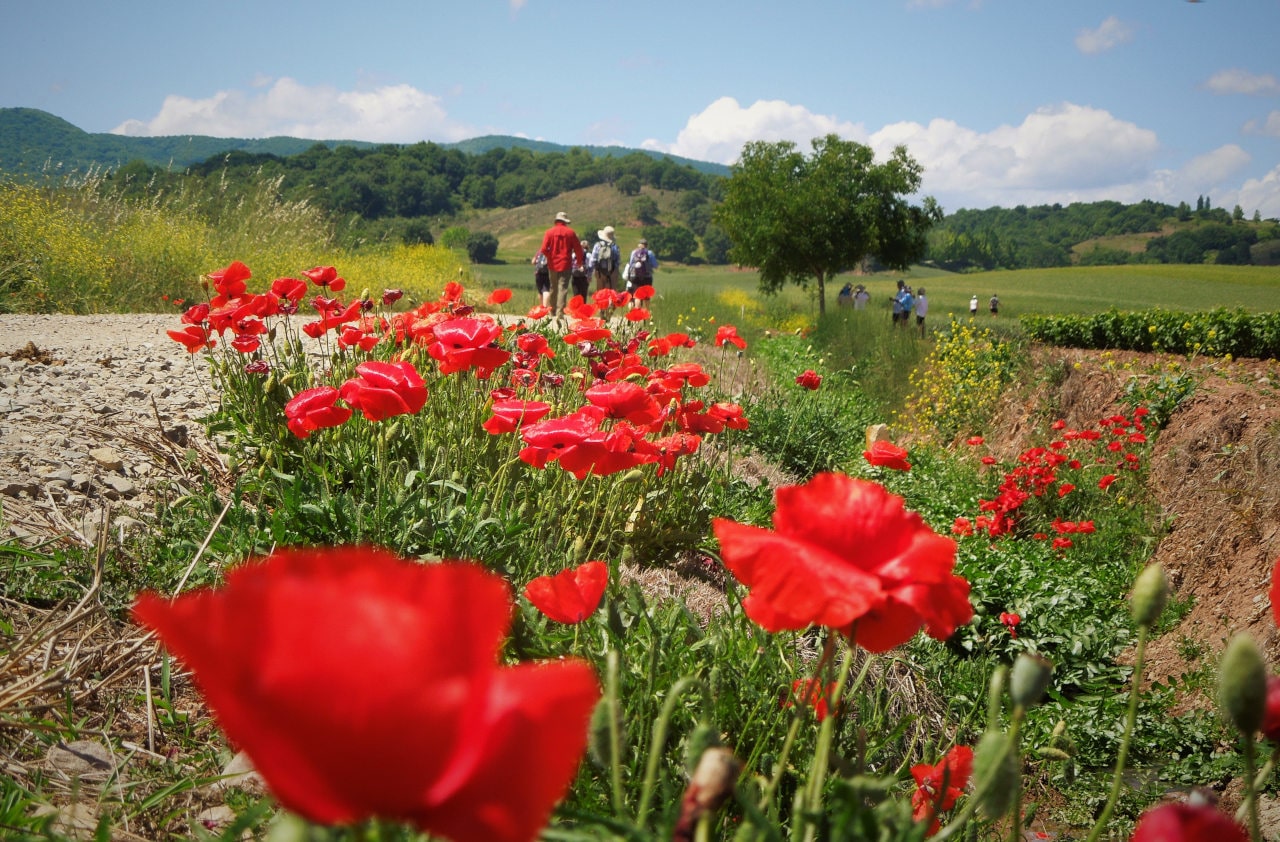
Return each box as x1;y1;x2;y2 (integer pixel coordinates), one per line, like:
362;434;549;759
951;409;1151;543
169;262;752;482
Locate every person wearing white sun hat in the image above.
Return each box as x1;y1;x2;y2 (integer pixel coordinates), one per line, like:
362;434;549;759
591;225;621;292
536;211;584;315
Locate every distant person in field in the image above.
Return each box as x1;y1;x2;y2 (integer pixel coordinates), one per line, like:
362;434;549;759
592;225;621;292
891;279;906;325
838;282;854;307
623;238;658;304
970;295;979;317
571;238;591;300
532;252;551;309
989;294;1000;317
854;284;870;310
896;284;914;330
914;287;929;337
536;211;585;316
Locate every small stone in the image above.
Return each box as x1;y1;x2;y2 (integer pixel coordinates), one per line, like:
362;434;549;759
88;447;124;472
45;739;116;783
103;475;137;496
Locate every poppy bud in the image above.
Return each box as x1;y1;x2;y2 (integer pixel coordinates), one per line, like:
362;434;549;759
672;747;741;841
619;545;636;566
1010;653;1053;708
683;723;722;773
620;469;645;484
573;536;588;563
1217;633;1267;735
1130;563;1169;628
264;374;276;393
588;698;626;771
972;730;1017;820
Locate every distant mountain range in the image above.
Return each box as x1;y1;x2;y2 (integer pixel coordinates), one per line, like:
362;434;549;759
0;107;729;178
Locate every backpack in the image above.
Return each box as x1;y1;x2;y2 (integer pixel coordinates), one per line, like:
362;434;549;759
631;247;651;281
595;242;616;274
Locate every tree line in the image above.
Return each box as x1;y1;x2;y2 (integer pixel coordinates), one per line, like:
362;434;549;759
928;198;1280;270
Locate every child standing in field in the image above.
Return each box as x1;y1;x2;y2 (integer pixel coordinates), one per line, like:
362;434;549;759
969;295;979;317
914;287;928;337
989;294;1000;317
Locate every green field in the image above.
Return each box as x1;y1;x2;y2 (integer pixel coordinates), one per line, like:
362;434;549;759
471;257;1280;328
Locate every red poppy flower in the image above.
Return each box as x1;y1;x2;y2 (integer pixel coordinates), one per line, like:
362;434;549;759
1057;483;1075;497
523;560;609;624
487;288;512;305
208;260;251;305
269;276;308;304
1261;675;1280;743
1052;536;1073;551
519;408;605;470
302;265;346;292
516;332;555;359
624;307;650;322
181;302;210;325
382;288;404;306
526;304;552;319
339;361;428;422
1130;802;1247;842
427;318;511;376
584;381;663;426
981;456;997;466
714;325;747;350
1271;557;1280;628
632;285;655;301
783;678;838;721
284;387;353;439
863;441;911;471
230;334;261;354
795;369;822;390
1000;611;1021;639
911;745;973;834
133;547;599;842
167;324;215;353
1098;474;1118;490
483;399;553;435
713;473;972;652
965;436;984;446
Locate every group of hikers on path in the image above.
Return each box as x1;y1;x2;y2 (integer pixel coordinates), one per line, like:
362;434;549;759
532;211;658;315
836;279;1001;338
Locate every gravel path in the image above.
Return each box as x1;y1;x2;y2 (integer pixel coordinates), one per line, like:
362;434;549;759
0;314;221;545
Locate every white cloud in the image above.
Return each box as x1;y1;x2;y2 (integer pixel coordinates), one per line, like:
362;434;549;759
1230;164;1280;220
1244;110;1280;137
509;0;526;10
647;97;868;165
1204;69;1280;96
110;77;472;143
868;103;1160;208
1075;16;1135;55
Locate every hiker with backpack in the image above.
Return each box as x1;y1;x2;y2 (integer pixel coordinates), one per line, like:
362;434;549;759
623;238;658;303
532;252;551;309
592;225;621;292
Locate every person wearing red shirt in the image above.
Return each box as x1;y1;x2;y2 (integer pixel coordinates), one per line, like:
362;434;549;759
537;211;585;316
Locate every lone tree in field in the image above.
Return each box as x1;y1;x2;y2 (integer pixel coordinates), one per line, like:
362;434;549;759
715;135;941;315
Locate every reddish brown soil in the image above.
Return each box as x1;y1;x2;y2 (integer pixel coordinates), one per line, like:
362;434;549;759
987;347;1280;693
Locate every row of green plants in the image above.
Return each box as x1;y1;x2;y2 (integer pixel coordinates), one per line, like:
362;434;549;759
1022;307;1280;360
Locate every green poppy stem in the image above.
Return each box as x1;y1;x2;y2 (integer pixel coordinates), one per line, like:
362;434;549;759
1085;623;1148;842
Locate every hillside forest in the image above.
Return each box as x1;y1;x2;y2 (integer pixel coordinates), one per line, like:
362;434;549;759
3;107;1279;269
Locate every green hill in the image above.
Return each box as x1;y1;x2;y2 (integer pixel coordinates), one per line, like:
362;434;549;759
0;107;377;174
0;108;728;178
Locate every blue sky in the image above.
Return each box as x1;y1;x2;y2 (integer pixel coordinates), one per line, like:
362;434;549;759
3;0;1279;217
